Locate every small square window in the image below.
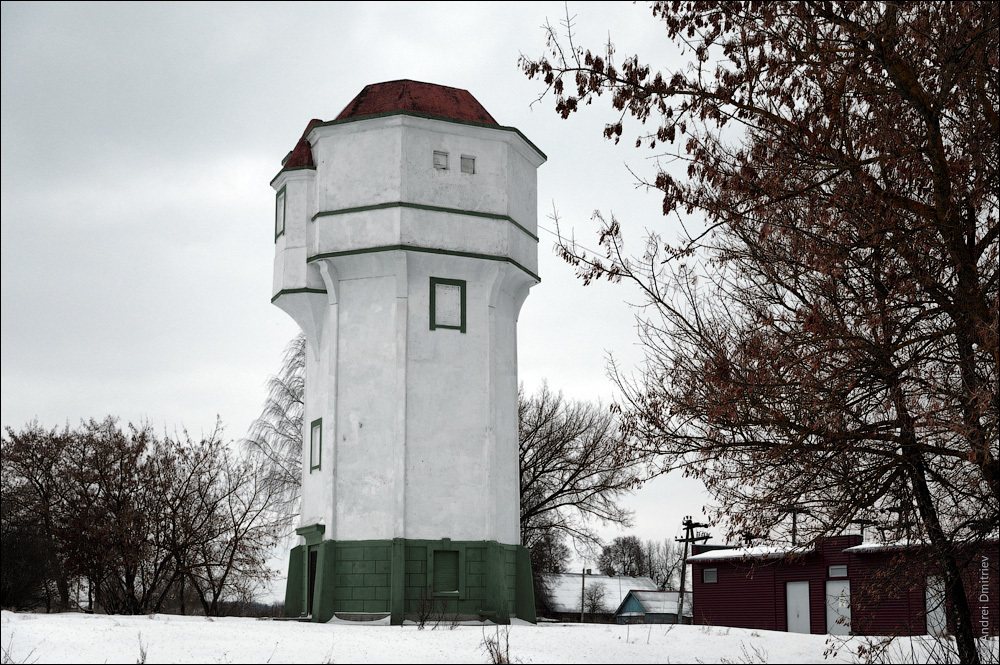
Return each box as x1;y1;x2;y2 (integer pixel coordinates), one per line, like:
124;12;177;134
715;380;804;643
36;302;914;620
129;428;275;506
310;418;322;472
433;151;448;170
829;565;848;578
703;568;718;583
460;155;475;174
430;277;466;333
275;187;286;240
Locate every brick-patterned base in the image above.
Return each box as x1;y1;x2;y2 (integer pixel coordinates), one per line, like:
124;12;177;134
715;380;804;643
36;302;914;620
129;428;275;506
283;536;536;625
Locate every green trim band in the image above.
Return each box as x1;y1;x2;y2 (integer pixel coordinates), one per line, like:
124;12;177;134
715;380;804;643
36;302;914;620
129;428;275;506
310;111;547;161
312;202;539;242
307;245;540;283
270;165;317;187
271;288;328;303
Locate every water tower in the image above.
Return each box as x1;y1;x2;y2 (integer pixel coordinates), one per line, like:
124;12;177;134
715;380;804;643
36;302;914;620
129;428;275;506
270;80;544;624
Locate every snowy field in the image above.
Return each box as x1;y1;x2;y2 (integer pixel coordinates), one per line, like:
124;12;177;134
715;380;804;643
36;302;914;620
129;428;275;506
0;611;989;664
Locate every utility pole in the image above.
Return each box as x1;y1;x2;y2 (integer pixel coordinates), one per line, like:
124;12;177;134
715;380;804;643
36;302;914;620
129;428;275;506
850;518;876;543
788;507;811;546
580;567;589;623
675;516;710;624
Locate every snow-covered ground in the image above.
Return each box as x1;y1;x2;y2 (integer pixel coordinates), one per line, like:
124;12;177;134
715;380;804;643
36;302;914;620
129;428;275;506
0;611;989;663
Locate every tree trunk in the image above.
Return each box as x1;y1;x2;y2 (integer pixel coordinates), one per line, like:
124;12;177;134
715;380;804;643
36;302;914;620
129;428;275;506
56;575;70;611
895;384;980;664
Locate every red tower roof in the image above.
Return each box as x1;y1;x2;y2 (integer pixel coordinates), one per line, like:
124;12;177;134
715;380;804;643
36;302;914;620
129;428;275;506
335;80;498;125
274;81;509;182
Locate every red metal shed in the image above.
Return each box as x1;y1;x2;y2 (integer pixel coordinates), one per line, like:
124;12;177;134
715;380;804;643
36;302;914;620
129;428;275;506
689;536;998;636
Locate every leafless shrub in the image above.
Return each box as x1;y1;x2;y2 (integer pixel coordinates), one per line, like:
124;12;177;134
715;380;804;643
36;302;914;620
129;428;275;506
480;626;515;664
1;633;38;665
415;589;434;630
854;635;1000;665
738;641;768;664
135;633;147;665
432;596;449;630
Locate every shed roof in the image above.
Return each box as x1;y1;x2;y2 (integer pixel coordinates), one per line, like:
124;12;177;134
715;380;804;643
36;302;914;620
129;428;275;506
686;545;814;563
541;573;658;614
843;537;998;554
335;79;498;125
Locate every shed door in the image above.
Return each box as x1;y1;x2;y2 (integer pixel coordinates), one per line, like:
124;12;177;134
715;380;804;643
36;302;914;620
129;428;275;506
825;580;851;634
926;577;947;636
786;581;811;633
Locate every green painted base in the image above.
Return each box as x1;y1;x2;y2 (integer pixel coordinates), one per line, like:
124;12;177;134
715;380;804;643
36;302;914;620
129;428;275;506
283;533;536;625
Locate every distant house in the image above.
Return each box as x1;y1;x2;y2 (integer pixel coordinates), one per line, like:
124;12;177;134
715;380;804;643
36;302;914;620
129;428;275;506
540;572;658;622
614;589;693;624
688;535;998;636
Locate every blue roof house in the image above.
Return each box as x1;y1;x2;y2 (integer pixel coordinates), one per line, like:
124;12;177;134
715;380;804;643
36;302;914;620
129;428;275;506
614;590;693;624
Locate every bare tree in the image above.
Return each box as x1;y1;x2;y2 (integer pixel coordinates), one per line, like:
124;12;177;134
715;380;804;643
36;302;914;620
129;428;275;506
527;531;571;618
241;333;305;535
184;449;282;616
58;418;177;615
0;421;74;611
519;383;642;553
583;583;608;617
597;535;644;577
642;538;684;590
521;3;997;660
2;418;284;616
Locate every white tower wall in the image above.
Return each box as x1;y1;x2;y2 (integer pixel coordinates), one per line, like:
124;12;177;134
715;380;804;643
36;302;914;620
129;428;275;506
271;113;543;547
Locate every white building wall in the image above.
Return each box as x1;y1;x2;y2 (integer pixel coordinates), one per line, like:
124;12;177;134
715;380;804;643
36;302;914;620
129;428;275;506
273;110;543;549
312;121;403;212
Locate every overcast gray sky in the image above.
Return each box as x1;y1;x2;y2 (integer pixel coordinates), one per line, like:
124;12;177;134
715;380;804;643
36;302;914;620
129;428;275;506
1;2;717;564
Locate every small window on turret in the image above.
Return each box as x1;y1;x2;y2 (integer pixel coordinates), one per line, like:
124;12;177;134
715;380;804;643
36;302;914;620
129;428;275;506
433;151;449;170
461;155;475;174
275;187;286;241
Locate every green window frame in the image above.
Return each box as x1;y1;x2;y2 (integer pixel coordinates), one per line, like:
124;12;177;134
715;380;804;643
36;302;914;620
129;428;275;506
429;277;466;333
275;185;287;241
309;418;322;472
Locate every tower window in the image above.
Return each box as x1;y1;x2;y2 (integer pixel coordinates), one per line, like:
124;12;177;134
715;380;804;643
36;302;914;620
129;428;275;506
460;155;476;174
430;277;466;333
310;418;322;472
829;565;848;578
433;151;449;170
275;186;287;241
